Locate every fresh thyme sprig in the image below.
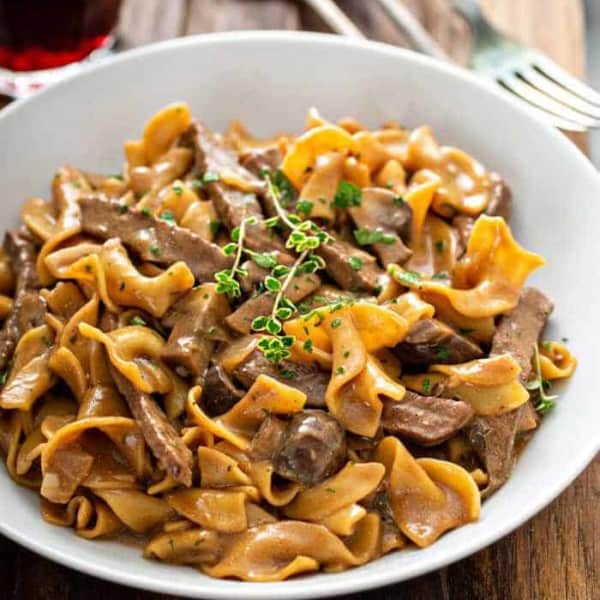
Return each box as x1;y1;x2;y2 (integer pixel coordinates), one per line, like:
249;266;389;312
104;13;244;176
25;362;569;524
244;172;331;363
526;343;558;414
214;216;258;298
264;174;332;253
252;249;309;362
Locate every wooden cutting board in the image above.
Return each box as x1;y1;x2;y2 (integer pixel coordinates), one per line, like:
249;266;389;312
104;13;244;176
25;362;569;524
1;2;597;599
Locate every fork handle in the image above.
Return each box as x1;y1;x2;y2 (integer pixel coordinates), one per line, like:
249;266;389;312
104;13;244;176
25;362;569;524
303;0;366;39
452;0;499;38
374;0;448;60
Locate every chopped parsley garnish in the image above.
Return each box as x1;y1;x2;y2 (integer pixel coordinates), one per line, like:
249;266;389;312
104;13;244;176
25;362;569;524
527;344;559;414
209;219;221;236
110;173;124;181
394;269;422;287
348;256;363;271
422;378;431;394
130;316;147;326
434;240;445;254
279;369;296;380
459;327;475;335
394;195;405;205
149;243;160;256
335;366;345;376
353;228;396;246
269;169;294;207
0;370;8;386
431;271;450;280
296;200;314;216
172;184;184;197
117;203;129;214
541;340;552;352
325;488;336;493
160;210;176;224
302;339;313;353
332;180;362;208
436;346;450;360
141;207;153;217
331;318;342;329
343;350;350;358
202;171;220;184
561;337;569;343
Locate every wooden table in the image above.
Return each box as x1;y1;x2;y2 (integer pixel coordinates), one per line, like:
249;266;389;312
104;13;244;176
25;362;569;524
1;1;598;598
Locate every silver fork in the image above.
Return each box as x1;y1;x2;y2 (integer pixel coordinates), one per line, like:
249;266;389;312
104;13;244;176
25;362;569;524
304;0;600;132
453;0;600;132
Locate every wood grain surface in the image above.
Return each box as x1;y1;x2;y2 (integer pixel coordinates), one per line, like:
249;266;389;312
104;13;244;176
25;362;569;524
0;1;597;599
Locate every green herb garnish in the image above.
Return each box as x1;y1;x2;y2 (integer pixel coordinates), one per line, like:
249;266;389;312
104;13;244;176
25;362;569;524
422;378;431;394
527;344;558;414
296;200;314;217
130;316;147;326
279;369;296;380
160;210;176;224
436;346;450;360
209;219;221;237
353;228;396;246
332;180;362;208
202;171;220;184
348;256;363;271
214;216;257;299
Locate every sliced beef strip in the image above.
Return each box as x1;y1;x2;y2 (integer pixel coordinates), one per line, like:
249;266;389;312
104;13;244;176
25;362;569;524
79;196;231;282
240;148;299;219
273;410;347;486
382;391;474;446
161;284;230;381
486;174;512;221
249;414;288;461
201;364;244;416
232;349;328;408
225;272;321;334
240;147;282;177
187;122;288;255
5;230;39;293
206;182;288;255
239;259;269;293
348;187;413;266
465;287;553;498
0;232;46;371
111;368;193;487
317;239;383;293
184;122;265;194
393;318;483;369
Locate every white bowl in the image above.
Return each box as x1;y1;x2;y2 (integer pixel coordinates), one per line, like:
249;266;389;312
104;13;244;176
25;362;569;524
0;31;598;599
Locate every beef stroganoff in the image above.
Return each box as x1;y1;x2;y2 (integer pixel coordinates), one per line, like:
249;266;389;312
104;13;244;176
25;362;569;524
0;103;577;581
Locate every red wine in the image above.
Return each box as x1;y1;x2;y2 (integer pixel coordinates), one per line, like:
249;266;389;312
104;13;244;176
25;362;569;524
0;0;121;72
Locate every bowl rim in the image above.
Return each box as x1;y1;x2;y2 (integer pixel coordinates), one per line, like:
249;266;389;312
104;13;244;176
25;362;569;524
0;29;598;599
